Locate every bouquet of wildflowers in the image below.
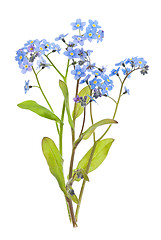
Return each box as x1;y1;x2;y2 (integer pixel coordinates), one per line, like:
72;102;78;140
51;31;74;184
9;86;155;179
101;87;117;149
15;19;149;227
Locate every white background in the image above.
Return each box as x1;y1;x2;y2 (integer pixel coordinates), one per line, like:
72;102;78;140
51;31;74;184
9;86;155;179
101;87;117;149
1;0;161;239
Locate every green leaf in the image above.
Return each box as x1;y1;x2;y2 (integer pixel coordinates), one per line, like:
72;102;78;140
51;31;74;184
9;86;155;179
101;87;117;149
17;100;62;123
73;86;90;119
42;137;67;195
59;80;74;129
82;119;118;140
76;138;114;173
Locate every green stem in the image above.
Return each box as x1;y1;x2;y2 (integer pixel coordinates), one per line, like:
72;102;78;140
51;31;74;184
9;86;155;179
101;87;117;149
90;96;96;142
59;101;65;156
59;59;70;155
75;68;140;222
75;142;97;221
44;54;65;80
32;66;60;134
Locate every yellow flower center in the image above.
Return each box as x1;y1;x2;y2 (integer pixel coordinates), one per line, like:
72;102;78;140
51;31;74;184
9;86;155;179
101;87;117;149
40;47;43;50
70;52;74;56
92;24;96;27
19;56;22;59
30;41;33;43
107;79;110;82
139;61;142;64
76;24;80;27
106;87;108;91
95;72;99;75
98;34;101;38
25;65;28;69
78;71;81;75
93;80;97;84
89;33;92;37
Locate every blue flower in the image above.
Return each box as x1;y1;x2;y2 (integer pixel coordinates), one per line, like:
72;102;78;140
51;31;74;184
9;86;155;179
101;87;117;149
92;69;103;77
87;94;97;103
135;57;147;68
96;30;104;43
123;86;130;95
64;47;79;59
15;49;26;64
40;39;52;51
101;81;113;96
79;74;91;84
19;58;33;74
122;67;131;78
50;43;61;53
27;44;35;52
35;43;46;55
55;33;68;41
37;56;50;69
72;35;86;46
88;19;101;30
24;80;30;94
71;19;86;31
84;27;97;42
89;77;102;89
71;65;86;80
109;67;120;77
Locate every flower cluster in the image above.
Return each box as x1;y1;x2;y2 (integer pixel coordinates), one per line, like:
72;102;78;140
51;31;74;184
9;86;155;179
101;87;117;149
15;19;148;98
15;39;61;74
109;57;149;78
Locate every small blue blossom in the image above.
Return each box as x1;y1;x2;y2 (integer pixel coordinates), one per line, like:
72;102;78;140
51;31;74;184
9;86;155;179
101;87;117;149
37;56;50;69
109;67;120;77
87;94;97;103
71;65;86;80
72;35;86;46
35;43;46;55
71;19;86;31
19;58;33;74
89;77;102;89
79;74;91;84
122;67;131;78
135;57;147;68
124;86;130;95
15;49;26;64
27;44;35;52
88;20;101;30
64;47;79;59
41;39;52;51
96;30;104;43
92;69;103;77
84;27;97;42
55;33;68;41
24;80;30;94
50;43;61;53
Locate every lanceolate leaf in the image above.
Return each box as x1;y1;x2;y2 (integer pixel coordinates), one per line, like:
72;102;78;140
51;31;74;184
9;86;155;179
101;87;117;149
59;80;74;129
76;138;114;173
82;119;118;140
42;137;67;195
17;100;62;123
73;86;90;119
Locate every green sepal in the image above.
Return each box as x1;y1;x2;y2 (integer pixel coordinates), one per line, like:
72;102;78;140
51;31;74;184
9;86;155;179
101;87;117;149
73;86;90;119
76;138;114;173
17;100;62;123
82;119;118;140
59;80;74;129
42;137;67;195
